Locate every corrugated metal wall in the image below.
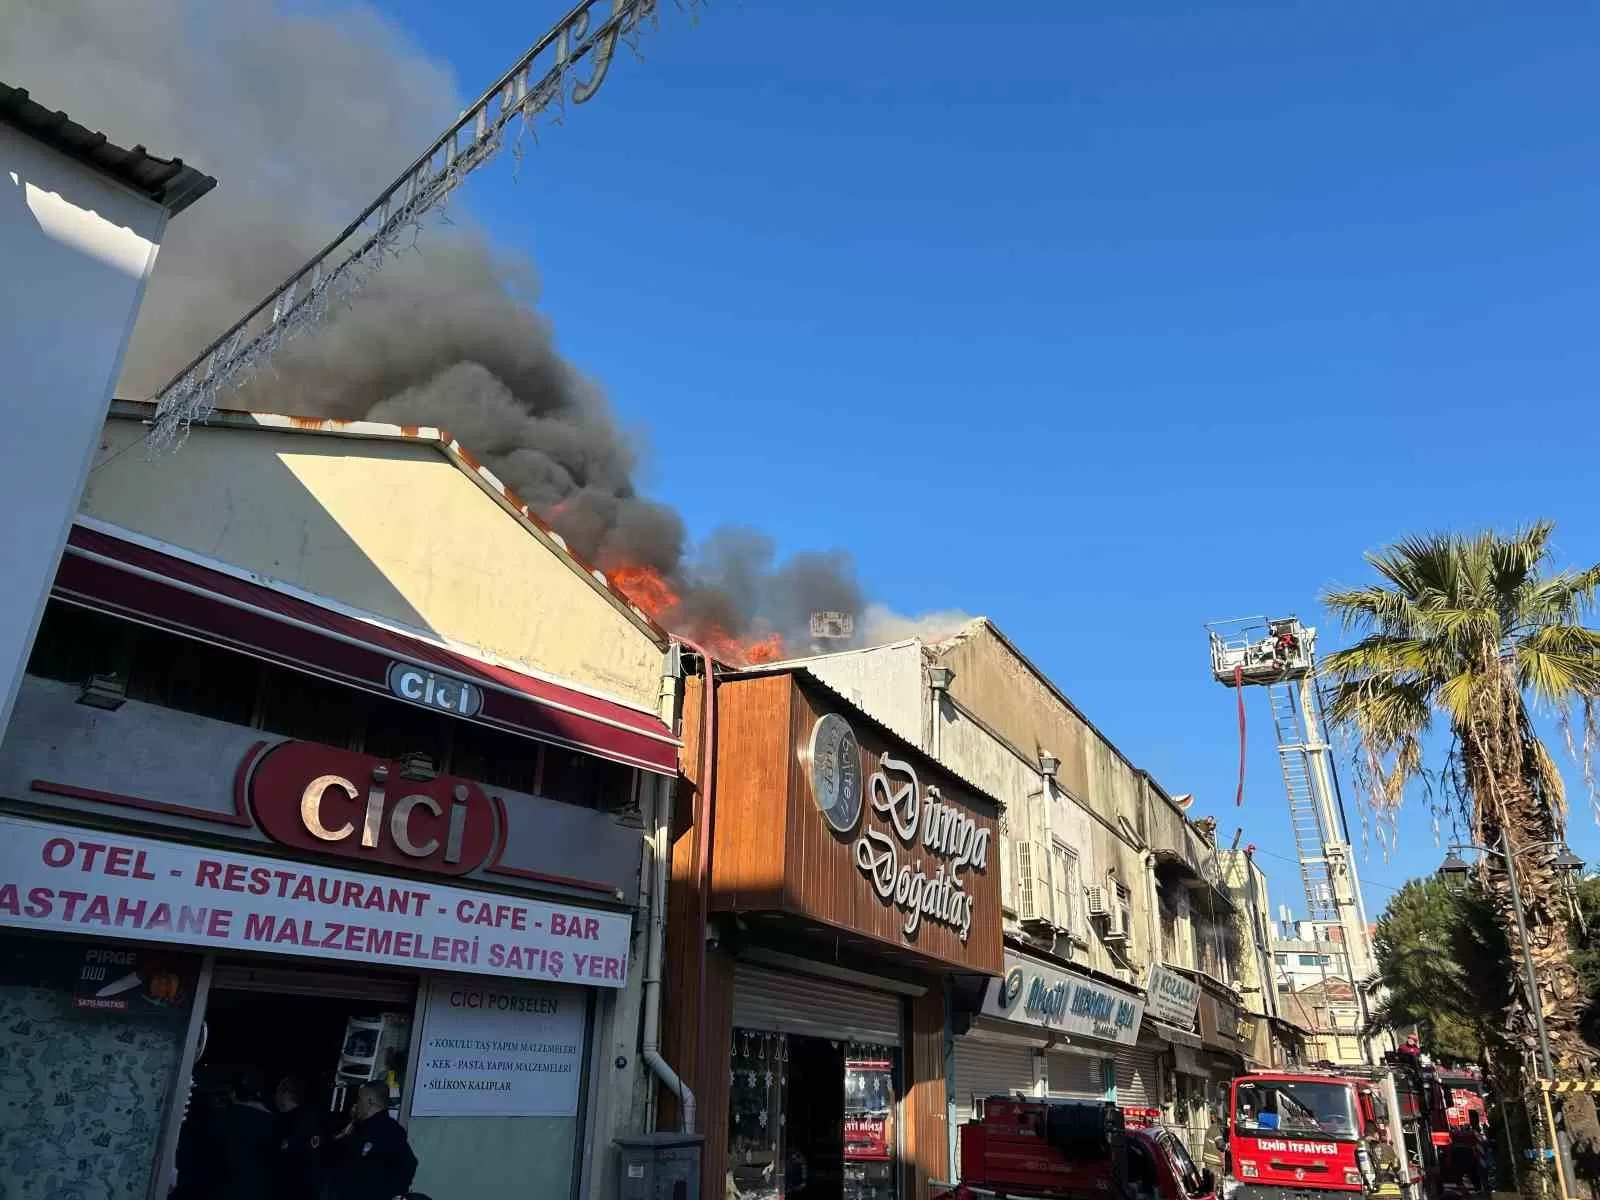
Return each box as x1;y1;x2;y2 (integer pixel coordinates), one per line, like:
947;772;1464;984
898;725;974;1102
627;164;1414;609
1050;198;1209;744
1114;1045;1160;1107
1046;1049;1105;1100
731;963;903;1044
953;1041;1035;1122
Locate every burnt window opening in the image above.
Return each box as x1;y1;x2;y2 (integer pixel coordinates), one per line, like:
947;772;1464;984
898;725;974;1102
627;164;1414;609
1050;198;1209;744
27;603;134;685
540;744;634;812
450;721;539;794
257;665;368;749
361;694;453;767
125;625;261;727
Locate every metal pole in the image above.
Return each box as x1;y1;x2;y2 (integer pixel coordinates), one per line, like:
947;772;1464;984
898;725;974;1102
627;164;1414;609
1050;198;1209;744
1381;1070;1418;1200
1501;829;1574;1199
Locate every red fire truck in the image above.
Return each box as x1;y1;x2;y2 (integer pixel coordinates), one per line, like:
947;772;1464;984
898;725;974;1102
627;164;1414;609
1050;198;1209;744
1222;1058;1444;1200
935;1096;1218;1200
1426;1067;1488;1195
1223;1070;1381;1200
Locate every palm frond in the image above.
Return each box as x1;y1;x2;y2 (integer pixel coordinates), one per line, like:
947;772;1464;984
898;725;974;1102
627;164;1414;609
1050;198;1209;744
1321;635;1434;680
1514;625;1600;703
1488;520;1556;599
1435;671;1481;727
1324;584;1422;636
1365;533;1461;610
1526;708;1569;829
1516;565;1600;630
1321;521;1600;839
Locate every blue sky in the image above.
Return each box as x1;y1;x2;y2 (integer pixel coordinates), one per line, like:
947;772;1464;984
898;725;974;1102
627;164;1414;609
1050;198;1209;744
370;0;1600;917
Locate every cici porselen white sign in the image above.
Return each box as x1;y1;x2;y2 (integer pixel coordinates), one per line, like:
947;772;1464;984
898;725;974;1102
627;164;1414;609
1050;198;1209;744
0;815;630;988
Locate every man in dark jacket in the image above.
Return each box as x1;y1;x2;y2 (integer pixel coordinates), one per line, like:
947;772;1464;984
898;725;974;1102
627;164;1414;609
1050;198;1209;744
327;1081;417;1200
272;1075;325;1197
209;1069;277;1200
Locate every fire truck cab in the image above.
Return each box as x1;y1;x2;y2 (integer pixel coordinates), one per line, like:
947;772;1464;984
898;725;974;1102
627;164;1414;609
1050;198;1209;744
1223;1071;1380;1200
1222;1059;1445;1200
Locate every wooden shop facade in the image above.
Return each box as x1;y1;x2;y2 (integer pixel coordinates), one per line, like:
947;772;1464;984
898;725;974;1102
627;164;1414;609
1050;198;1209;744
661;665;1004;1200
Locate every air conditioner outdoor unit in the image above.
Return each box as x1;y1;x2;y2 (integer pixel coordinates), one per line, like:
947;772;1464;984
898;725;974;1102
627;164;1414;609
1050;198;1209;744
1102;903;1129;943
1015;842;1044;924
1085;885;1110;917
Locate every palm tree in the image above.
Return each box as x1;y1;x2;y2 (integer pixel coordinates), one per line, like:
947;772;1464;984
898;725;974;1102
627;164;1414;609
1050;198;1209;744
1320;522;1600;1188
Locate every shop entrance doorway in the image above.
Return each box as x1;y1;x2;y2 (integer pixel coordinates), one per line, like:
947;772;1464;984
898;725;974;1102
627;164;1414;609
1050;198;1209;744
169;963;416;1200
786;1036;845;1198
727;1029;901;1200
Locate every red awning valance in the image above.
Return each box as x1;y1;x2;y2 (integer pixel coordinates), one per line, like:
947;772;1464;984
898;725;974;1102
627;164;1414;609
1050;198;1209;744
54;522;680;775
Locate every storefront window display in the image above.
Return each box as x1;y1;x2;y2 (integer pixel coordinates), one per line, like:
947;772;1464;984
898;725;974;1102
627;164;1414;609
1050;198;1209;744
0;933;201;1200
727;1029;902;1200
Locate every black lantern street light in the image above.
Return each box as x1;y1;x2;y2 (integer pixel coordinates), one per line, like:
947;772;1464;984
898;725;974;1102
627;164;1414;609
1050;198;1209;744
1437;837;1585;1197
1437;851;1472;894
1552;846;1587;881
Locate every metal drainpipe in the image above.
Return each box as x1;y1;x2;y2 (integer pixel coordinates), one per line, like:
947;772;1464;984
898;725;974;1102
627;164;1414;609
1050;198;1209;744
928;665;953;757
1142;850;1162;970
944;982;958;1185
927;664;957;1177
641;770;694;1132
640;651;695;1134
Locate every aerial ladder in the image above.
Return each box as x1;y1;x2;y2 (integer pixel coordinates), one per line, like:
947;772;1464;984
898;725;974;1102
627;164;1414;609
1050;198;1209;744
144;0;689;451
1207;616;1381;1063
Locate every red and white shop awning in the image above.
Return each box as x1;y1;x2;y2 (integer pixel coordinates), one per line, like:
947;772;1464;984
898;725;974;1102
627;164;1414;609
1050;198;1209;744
54;521;680;775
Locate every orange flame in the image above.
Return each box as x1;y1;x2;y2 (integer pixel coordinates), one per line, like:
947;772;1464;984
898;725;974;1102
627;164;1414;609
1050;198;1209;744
742;633;785;664
609;563;681;619
607;562;786;667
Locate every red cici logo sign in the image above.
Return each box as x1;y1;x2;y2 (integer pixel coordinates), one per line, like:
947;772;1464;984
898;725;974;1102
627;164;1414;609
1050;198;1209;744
245;742;499;877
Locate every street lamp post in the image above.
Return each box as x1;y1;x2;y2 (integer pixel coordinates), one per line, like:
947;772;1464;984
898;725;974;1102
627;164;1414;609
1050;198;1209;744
1438;836;1584;1199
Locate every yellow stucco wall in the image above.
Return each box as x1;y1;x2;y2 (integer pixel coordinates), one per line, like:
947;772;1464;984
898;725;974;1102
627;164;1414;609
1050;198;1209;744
81;419;665;711
932;622;1156;980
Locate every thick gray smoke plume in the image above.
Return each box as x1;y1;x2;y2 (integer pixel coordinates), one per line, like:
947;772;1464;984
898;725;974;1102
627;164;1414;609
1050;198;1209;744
4;0;969;655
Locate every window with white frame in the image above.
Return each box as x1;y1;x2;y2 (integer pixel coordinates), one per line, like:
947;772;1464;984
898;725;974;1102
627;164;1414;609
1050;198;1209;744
1114;881;1134;948
1052;843;1080;932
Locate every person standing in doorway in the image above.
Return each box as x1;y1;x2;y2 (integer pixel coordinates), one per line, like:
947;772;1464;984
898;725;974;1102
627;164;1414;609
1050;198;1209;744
210;1069;277;1200
327;1081;417;1200
271;1075;325;1197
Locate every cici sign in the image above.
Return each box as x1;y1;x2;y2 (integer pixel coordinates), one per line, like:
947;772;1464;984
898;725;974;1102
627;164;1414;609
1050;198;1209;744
0;814;629;988
245;742;498;877
386;661;484;718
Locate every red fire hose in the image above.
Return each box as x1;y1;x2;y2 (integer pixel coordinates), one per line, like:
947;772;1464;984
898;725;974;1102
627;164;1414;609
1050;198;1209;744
1234;665;1246;806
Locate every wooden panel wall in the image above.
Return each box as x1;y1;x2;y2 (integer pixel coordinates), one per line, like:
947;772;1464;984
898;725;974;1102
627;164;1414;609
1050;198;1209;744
905;985;950;1199
781;678;1004;975
705;673;791;910
700;950;735;1197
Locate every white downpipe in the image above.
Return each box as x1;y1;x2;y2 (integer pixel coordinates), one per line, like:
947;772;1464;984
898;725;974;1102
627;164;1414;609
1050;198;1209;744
641;769;695;1133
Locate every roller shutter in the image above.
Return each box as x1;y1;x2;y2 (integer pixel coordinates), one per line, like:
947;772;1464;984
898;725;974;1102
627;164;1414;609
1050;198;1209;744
1046;1049;1104;1101
953;1039;1034;1123
211;962;417;1005
732;963;903;1045
1114;1044;1160;1108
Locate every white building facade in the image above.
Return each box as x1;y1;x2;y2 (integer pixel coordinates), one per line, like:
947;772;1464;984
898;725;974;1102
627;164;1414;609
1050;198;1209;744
0;82;214;739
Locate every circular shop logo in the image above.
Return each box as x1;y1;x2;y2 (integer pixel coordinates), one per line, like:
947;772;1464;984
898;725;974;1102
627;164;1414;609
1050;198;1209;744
807;713;863;834
999;967;1025;1010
